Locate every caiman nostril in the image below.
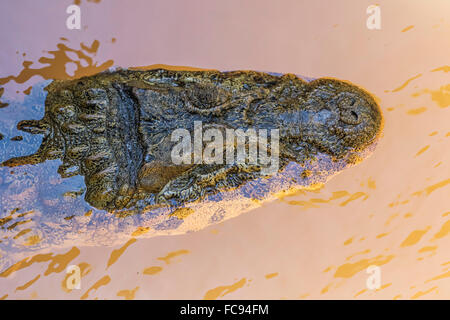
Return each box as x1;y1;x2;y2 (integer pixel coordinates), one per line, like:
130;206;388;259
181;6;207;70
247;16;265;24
340;109;362;125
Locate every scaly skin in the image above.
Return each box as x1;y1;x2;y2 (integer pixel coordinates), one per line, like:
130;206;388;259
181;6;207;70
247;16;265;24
1;68;382;212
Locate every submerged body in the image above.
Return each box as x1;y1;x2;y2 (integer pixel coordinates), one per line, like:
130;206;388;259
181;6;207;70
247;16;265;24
0;68;382;265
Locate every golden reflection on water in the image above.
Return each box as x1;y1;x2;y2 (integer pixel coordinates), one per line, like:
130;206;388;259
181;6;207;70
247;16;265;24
80;275;110;300
117;286;139;300
106;239;137;269
265;272;279;279
412;84;450;109
0;39;113;86
390;74;422;93
204;278;248;300
143;266;162;275
157;250;190;265
0;39;114;110
401;25;415;33
61;262;91;293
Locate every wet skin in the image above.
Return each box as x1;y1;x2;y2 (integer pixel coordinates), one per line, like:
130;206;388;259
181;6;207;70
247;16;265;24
2;69;383;210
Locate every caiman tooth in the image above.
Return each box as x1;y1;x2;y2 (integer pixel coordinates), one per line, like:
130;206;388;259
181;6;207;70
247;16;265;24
62;122;85;134
58;164;80;178
67;145;90;159
79;113;106;121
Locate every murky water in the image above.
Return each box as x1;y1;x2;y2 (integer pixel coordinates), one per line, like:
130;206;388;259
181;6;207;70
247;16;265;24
0;0;449;300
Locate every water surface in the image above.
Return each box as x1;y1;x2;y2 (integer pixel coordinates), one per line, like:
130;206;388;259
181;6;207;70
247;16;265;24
0;0;449;299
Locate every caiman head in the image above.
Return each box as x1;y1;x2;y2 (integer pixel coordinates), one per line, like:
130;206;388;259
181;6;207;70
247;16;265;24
261;77;383;164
